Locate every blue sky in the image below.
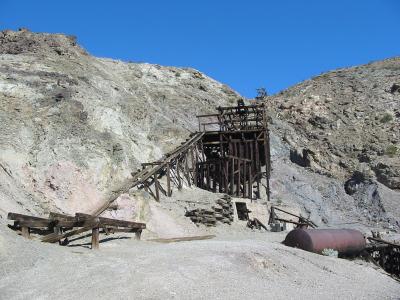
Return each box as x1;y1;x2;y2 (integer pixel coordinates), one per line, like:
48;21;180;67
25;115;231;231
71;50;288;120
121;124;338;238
1;1;399;97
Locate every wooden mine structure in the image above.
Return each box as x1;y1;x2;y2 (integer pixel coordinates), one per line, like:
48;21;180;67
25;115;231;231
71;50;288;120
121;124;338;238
196;101;271;200
94;100;271;216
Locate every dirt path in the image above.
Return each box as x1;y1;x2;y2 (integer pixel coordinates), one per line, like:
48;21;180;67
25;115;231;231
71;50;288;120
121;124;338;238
0;228;399;300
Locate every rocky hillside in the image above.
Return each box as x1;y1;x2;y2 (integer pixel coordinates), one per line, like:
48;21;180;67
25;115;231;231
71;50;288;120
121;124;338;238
0;29;398;232
0;29;240;217
268;58;400;191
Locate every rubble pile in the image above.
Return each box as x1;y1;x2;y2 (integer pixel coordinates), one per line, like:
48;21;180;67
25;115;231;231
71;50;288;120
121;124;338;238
185;195;234;226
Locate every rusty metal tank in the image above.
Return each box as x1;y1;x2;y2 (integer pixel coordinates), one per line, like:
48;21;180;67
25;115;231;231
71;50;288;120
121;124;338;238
283;228;366;256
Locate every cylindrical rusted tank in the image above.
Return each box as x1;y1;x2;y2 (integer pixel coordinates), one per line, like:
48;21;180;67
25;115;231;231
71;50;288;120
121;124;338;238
283;229;366;256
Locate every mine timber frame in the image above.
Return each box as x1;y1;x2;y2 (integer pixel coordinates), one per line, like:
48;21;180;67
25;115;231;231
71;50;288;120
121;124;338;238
196;102;271;201
94;101;271;216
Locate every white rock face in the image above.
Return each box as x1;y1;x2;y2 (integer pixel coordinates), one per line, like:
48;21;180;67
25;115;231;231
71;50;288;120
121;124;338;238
0;30;241;216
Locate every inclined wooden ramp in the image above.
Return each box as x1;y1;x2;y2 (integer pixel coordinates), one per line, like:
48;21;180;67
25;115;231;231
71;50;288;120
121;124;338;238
93;131;205;216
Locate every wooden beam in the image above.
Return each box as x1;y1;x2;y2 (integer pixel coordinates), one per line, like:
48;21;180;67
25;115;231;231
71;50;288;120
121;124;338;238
48;212;77;227
226;155;251;162
147;235;215;243
166;163;172;197
75;213;146;229
154;175;160;201
41;222;99;243
8;212;53;228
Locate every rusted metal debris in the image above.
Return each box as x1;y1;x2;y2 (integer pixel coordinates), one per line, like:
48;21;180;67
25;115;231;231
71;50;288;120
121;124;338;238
365;237;400;278
7;212;145;249
247;218;268;230
283;228;366;256
268;206;317;229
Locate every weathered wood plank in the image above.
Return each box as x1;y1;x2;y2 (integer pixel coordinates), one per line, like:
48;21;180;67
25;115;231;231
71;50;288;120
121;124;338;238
8;213;53;228
41;221;99;243
166;163;172;197
147;235;215;243
75;213;146;229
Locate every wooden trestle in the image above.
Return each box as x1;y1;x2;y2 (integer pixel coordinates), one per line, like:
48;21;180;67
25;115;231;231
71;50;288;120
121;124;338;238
94;101;271;215
93;131;206;215
196;102;271;201
7;212;146;249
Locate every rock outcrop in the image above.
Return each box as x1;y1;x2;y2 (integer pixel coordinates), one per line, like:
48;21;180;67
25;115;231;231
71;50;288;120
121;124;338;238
267;58;400;191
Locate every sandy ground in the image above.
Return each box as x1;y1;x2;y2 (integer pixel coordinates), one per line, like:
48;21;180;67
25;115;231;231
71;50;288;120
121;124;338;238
0;224;399;300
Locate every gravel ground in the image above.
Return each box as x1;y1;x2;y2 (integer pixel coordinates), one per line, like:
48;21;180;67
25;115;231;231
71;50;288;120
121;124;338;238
0;225;399;300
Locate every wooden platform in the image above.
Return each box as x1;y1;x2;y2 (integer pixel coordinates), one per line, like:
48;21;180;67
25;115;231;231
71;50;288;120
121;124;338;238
8;212;146;250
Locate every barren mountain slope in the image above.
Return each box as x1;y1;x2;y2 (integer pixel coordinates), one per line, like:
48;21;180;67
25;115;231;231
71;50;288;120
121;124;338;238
0;29;240;217
268;58;400;190
0;30;399;299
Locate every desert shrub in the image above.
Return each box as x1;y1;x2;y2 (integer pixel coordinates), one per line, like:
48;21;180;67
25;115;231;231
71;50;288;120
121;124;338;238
386;145;398;157
255;87;268;100
380;113;393;123
321;248;338;257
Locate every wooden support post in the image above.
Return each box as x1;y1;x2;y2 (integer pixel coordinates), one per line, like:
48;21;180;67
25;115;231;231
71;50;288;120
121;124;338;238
135;230;142;240
254;136;261;199
53;226;63;245
200;140;206;162
206;163;210;191
218;133;224;193
154;175;160;201
184;153;191;187
263;130;271;201
218;160;223;193
212;164;217;193
91;227;100;250
250;142;254;172
225;159;229;194
248;161;253;200
192;147;197;185
230;158;235;195
199;163;203;189
176;160;182;190
268;206;276;224
155;179;167;196
243;159;247;198
21;226;30;238
236;159;241;196
166;163;172;197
